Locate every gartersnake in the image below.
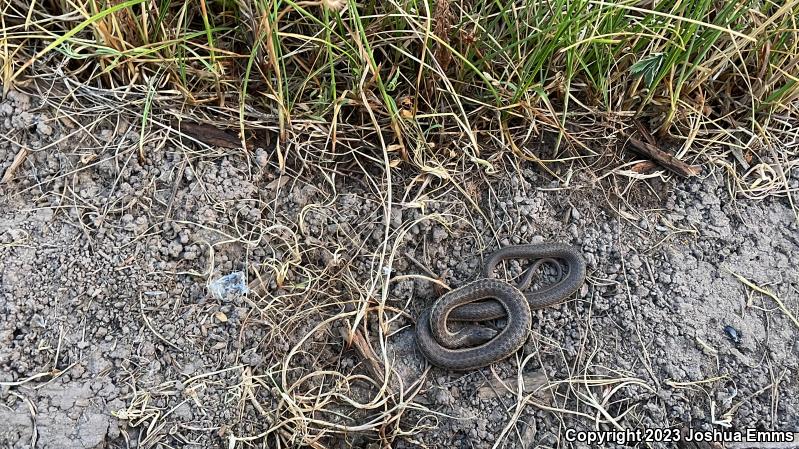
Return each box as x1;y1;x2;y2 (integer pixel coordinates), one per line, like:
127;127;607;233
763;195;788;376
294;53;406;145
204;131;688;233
415;243;587;370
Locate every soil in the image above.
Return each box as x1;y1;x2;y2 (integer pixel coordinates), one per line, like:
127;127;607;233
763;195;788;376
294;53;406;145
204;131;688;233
1;86;798;449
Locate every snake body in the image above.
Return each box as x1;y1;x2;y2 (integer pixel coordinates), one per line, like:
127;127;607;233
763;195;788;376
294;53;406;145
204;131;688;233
415;243;587;371
415;279;531;370
450;243;587;321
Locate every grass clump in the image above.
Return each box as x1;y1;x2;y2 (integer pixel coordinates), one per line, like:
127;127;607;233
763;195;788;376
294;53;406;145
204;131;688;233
1;0;797;175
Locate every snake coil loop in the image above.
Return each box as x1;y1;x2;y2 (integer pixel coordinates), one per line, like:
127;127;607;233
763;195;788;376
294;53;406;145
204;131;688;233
415;243;587;371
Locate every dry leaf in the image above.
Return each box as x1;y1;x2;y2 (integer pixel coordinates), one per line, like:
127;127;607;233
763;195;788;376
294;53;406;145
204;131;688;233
630;160;657;173
398;95;415;119
265;176;289;190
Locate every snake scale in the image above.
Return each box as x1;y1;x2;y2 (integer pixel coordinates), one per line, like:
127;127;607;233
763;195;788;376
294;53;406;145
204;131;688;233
415;243;587;371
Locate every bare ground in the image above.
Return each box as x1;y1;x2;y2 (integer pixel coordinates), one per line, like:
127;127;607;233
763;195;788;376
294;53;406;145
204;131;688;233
1;86;798;448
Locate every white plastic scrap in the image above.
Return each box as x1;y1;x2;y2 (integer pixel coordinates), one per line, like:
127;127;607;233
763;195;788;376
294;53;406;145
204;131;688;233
208;271;249;300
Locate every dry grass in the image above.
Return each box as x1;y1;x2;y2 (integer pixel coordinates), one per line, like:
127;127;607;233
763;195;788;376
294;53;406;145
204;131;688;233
1;0;798;447
1;0;798;188
0;81;785;446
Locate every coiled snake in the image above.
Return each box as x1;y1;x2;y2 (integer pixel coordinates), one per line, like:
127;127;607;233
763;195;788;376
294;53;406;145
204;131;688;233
415;243;587;370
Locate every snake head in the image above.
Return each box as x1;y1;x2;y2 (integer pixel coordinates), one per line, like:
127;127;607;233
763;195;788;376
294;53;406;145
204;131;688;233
453;325;499;347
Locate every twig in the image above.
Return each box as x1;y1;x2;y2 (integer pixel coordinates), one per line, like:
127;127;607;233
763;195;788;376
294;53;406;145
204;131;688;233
404;252;438;279
172;119;242;149
625;136;702;177
139;293;182;351
1;146;28;183
339;326;385;385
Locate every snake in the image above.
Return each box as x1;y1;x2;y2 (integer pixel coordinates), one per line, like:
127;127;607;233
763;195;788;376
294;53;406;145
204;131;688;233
415;278;531;371
415;243;587;371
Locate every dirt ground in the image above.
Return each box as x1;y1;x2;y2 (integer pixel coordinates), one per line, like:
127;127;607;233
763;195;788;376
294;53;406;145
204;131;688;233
1;86;798;449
